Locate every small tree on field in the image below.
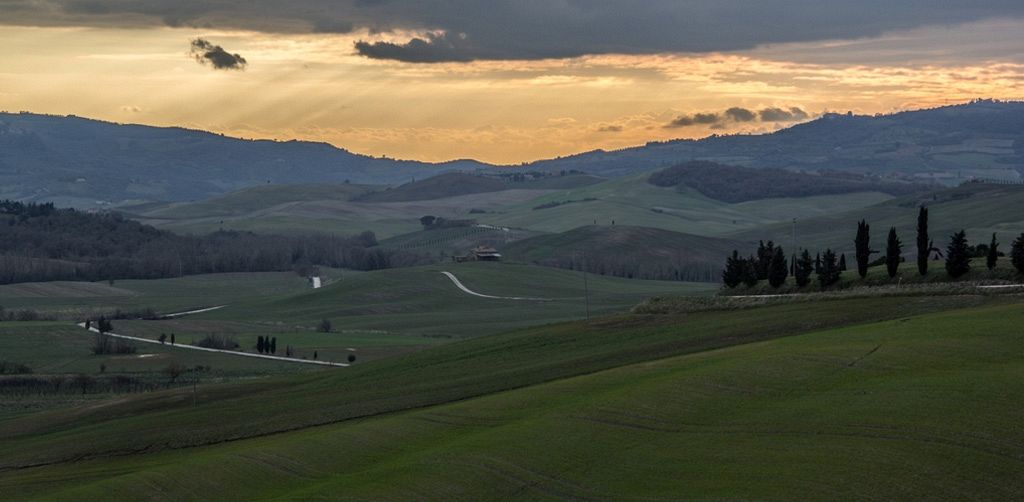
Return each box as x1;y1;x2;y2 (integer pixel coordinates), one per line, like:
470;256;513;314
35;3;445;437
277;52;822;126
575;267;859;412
987;233;999;271
317;319;333;333
1011;233;1024;274
163;363;186;384
768;246;788;288
818;249;841;288
419;215;437;228
257;336;265;354
170;333;175;345
159;333;167;344
313;350;318;360
794;250;814;288
945;230;971;278
270;337;277;355
886;227;902;278
347;353;356;363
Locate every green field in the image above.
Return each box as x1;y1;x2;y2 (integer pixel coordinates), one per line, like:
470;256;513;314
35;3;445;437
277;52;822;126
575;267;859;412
477;173;893;236
1;292;1021;498
0;270;341;318
737;183;1024;255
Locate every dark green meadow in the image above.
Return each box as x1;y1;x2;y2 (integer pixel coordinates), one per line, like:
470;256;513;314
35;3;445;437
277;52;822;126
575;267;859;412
1;293;1022;499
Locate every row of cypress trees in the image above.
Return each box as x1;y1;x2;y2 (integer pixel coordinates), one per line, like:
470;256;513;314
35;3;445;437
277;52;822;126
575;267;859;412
724;206;1024;288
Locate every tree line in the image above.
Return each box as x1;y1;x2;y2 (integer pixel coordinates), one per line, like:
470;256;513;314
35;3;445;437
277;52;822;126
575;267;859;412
723;206;1024;289
0;201;430;284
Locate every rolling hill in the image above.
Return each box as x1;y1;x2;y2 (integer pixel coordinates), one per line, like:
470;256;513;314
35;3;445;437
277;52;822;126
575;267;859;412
1;293;1020;498
0;112;488;206
503;225;743;282
531;100;1024;182
4;101;1023;207
734;182;1024;256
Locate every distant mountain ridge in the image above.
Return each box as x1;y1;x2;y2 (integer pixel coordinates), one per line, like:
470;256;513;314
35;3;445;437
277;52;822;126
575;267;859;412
530;100;1024;181
2;100;1022;206
0;113;491;207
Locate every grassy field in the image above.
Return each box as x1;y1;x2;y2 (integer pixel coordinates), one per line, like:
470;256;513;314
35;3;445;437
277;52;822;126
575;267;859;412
477;172;892;236
130;184;560;238
736;182;1024;255
1;293;1020;498
0;270;341;318
122;173;893;243
0;321;328;419
193;262;717;338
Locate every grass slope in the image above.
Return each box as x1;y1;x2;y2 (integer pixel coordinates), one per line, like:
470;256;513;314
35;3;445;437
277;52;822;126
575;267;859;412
0;293;1001;473
2;296;1022;498
202;262;716;338
736;182;1024;254
503;224;742;281
356;172;509;202
0;270;332;318
479;173;893;236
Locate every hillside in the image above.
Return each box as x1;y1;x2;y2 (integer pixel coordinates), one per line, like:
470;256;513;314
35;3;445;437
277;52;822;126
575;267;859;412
734;182;1024;255
356;172;509;202
1;294;1020;498
649;160;925;203
477;173;893;236
503;225;743;282
4;101;1024;207
0;113;488;206
532;100;1024;183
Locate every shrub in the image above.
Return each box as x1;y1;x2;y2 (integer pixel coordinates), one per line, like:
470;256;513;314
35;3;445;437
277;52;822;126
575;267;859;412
194;334;239;350
317;319;333;333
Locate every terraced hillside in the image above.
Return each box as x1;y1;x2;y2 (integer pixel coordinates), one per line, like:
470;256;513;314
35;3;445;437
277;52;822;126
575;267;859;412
1;293;1020;498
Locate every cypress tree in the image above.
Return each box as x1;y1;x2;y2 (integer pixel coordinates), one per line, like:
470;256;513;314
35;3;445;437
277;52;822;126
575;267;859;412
794;250;814;287
987;233;999;271
270;337;277;355
855;220;873;278
839;253;847;272
257;336;264;354
818;249;841;288
742;256;759;287
945;230;971;278
756;241;775;281
885;227;902;278
1011;233;1024;274
916;206;929;275
722;250;742;288
815;252;822;274
768;246;788;288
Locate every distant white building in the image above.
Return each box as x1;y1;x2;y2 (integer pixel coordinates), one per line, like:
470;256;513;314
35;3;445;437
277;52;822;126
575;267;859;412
311;276;322;289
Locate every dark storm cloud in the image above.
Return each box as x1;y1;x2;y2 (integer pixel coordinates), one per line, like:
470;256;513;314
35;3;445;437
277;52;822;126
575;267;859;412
190;38;247;70
666;112;721;128
666;106;812;128
759;107;810;122
5;1;1024;62
725;107;757;122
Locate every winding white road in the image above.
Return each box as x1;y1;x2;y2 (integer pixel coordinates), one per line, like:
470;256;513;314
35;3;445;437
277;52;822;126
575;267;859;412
440;271;551;301
80;306;348;368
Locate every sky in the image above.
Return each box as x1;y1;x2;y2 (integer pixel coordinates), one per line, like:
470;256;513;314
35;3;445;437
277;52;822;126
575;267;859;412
1;1;1023;164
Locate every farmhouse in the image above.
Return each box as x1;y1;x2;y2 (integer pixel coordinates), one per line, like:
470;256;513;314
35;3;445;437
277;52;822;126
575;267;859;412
453;246;502;263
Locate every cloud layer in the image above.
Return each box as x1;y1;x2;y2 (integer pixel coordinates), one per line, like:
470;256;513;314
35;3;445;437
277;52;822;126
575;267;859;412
3;1;1024;62
666;106;810;129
